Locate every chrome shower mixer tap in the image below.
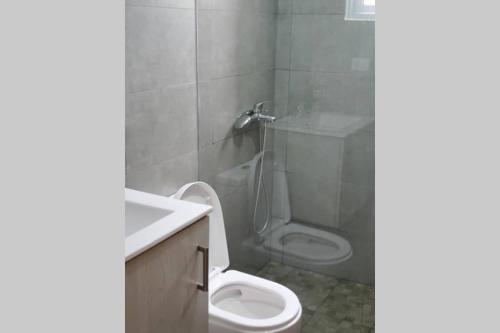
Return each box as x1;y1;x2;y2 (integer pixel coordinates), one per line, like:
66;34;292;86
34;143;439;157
234;101;276;130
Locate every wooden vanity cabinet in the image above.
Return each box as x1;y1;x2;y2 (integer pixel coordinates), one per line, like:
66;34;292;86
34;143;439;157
126;216;209;333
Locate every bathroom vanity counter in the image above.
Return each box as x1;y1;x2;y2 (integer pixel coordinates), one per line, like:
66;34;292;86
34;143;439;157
125;188;212;261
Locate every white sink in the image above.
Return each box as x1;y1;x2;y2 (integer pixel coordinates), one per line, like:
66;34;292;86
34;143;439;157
125;202;173;237
125;188;212;261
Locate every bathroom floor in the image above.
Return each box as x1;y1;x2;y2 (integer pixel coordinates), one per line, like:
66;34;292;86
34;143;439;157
256;261;375;333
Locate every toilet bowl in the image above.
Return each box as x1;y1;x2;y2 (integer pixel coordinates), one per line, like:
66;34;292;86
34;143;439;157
174;182;302;333
264;223;352;265
215;153;353;269
247;153;353;267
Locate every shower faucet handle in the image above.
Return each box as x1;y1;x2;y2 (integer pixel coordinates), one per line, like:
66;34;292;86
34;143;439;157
253;100;276;123
253;100;272;114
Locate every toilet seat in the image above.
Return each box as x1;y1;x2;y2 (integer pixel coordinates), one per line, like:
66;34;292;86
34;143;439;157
174;181;230;279
210;270;301;332
174;182;302;333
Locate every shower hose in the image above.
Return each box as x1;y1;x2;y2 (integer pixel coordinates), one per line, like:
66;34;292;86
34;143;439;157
252;122;270;235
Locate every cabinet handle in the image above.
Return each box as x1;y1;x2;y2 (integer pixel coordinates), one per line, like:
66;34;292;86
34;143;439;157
197;246;209;292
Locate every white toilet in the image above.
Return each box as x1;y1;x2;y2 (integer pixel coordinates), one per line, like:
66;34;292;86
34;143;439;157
263;222;353;265
228;151;353;268
174;182;302;333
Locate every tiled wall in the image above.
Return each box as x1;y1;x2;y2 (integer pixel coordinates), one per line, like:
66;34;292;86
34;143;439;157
196;0;278;273
274;0;374;117
125;0;278;273
125;0;278;201
125;0;198;196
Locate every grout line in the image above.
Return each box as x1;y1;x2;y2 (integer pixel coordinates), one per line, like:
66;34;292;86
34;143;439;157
284;3;294;173
194;0;201;181
127;81;198;94
126;4;196;10
197;68;275;83
275;68;374;75
289;12;347;17
196;9;277;15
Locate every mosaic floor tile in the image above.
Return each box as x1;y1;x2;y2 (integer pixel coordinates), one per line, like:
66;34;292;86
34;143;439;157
255;261;375;332
361;301;375;327
256;260;294;281
280;268;339;312
301;308;315;326
302;313;372;333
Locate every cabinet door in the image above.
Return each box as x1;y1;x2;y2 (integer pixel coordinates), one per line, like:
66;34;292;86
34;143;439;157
126;217;209;333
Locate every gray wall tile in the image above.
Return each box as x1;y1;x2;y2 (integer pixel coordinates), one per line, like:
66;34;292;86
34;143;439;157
126;89;159;169
287;172;339;228
341;126;375;186
198;130;260;186
288;70;374;115
292;0;345;14
125;84;198;195
125;150;198;197
275;14;292;70
126;6;196;94
291;14;374;73
199;71;274;144
339;124;374;227
195;11;213;81
126;0;195;9
197;10;276;80
219;185;271;272
125;159;156;194
268;128;288;170
197;82;213;149
159;9;197;86
255;0;278;14
198;0;277;13
273;70;290;118
277;0;292;14
151;151;198;196
286;132;343;183
285;132;343;227
126;6;162;93
197;0;252;11
126;84;197;167
340;195;375;239
126;5;198;196
219;186;250;269
339;181;373;221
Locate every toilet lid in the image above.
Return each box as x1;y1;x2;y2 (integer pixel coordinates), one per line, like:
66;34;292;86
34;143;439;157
174;182;229;276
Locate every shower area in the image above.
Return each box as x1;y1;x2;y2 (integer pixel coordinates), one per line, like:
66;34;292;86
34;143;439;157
126;0;374;331
196;0;374;331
